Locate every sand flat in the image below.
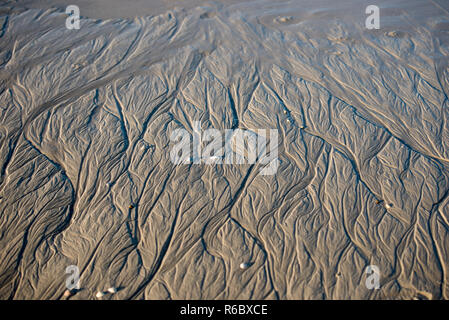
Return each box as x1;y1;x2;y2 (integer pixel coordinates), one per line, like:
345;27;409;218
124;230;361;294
0;0;448;299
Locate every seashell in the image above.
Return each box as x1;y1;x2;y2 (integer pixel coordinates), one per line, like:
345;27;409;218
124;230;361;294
96;291;105;298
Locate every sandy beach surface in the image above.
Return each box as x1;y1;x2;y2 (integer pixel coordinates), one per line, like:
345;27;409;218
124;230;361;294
0;0;449;299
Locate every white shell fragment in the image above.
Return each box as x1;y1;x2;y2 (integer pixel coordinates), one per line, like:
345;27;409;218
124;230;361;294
240;262;250;270
107;287;117;294
96;291;105;298
204;156;222;164
385;203;393;209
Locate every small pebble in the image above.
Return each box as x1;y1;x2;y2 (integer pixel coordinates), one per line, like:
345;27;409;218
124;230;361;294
385;203;393;209
96;291;105;298
276;16;292;23
63;289;73;298
386;30;405;38
107;287;117;294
